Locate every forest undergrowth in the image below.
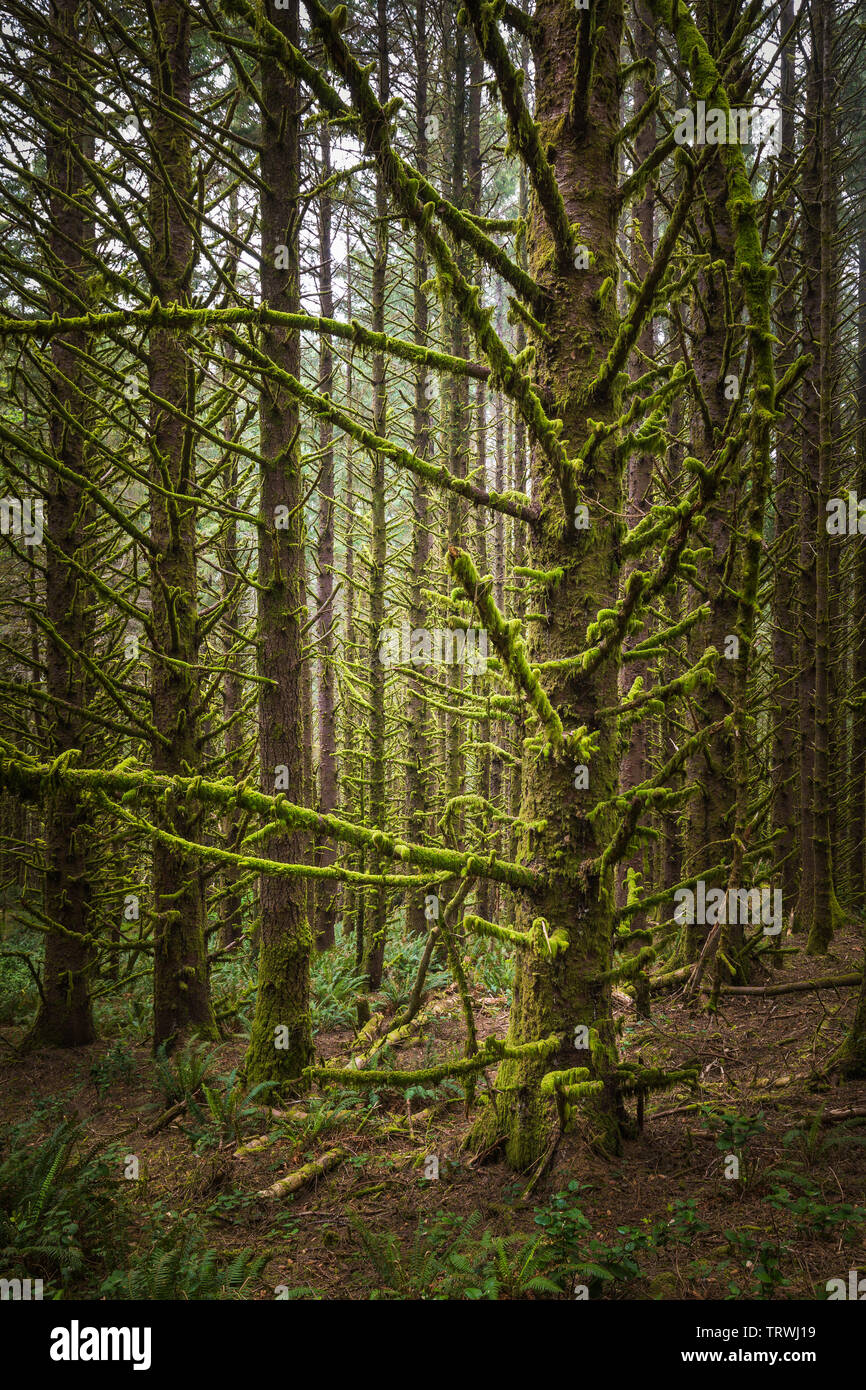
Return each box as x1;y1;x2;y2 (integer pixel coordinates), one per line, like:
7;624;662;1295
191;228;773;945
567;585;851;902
2;0;866;1313
2;915;864;1301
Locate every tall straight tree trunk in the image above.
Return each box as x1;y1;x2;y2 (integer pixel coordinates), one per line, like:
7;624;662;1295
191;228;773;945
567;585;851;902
361;0;391;1009
488;283;508;925
444;13;469;879
406;0;433;938
771;0;800;925
856;84;866;900
852;0;866;905
508;135;529;926
683;0;743;972
218;338;245;951
245;0;313;1086
315;126;339;952
342;248;361;943
218;184;245;951
617;0;655;969
469;0;627;1167
808;0;836;954
797;4;823;939
468;40;492;925
28;0;96;1047
148;0;216;1047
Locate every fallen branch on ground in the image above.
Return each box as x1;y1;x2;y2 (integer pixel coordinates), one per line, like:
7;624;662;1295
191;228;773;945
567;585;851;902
144;1101;187;1136
256;1147;348;1199
719;972;861;997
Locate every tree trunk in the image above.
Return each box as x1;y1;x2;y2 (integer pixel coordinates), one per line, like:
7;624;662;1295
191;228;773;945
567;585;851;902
28;0;97;1048
245;0;313;1087
148;0;216;1048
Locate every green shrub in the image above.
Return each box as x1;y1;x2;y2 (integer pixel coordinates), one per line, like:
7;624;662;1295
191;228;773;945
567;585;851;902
0;1111;130;1295
101;1217;267;1300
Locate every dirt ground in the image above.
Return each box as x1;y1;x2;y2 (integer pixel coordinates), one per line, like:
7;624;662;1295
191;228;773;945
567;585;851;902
2;927;865;1300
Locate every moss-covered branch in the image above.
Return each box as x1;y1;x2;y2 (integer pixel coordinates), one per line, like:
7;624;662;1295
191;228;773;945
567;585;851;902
461;0;574;266
304;1034;561;1088
447;546;564;749
0;750;544;890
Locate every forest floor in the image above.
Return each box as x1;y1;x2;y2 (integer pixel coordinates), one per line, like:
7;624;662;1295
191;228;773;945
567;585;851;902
1;926;865;1300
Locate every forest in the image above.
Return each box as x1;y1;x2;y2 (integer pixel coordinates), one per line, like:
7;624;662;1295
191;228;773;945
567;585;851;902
0;0;865;1320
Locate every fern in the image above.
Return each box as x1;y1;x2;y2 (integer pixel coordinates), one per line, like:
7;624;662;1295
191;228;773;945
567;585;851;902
152;1040;219;1107
190;1071;277;1147
104;1222;267;1300
0;1113;129;1293
349;1210;564;1299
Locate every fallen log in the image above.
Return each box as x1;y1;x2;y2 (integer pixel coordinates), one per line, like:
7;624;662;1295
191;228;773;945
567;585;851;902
144;1100;187;1136
719;971;861;997
344;1002;435;1071
256;1147;347;1200
649;965;691;990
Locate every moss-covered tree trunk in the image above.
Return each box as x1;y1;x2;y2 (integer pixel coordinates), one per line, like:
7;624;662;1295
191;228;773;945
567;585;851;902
443;13;470;902
341;253;362;943
469;0;627;1168
28;0;97;1048
795;24;823;938
218;186;245;952
469;40;493;927
148;0;216;1048
405;0;433;939
245;0;312;1086
808;0;836;955
854;0;866;906
682;0;743;971
617;0;656;972
771;0;800;925
359;0;391;1012
314;118;339;953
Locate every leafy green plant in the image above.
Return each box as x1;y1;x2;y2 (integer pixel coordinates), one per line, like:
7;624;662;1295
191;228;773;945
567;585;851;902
764;1174;866;1239
348;1212;456;1298
94;980;152;1043
101;1220;266;1300
701;1106;767;1150
89;1041;137;1098
0;922;42;1024
700;1106;768;1188
403;1078;463;1110
152;1040;219;1107
463;935;514;999
720;1229;792;1298
278;1089;373;1142
659;1196;711;1247
203;1190;262;1223
447;1231;561;1300
779;1112;866;1169
0;1114;129;1293
191;1070;276;1146
311;945;368;1033
533;1181;644;1295
210;940;257;1034
348;1210;554;1299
